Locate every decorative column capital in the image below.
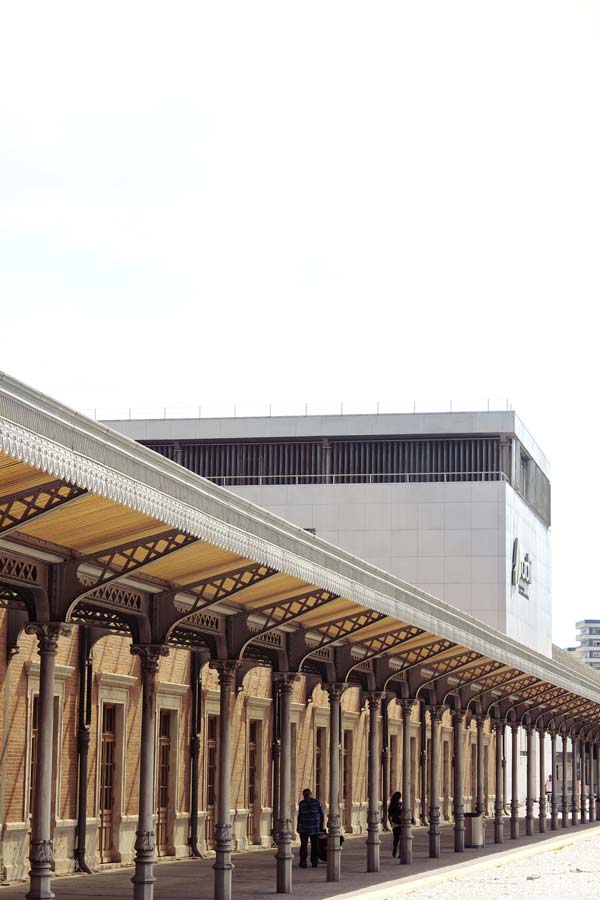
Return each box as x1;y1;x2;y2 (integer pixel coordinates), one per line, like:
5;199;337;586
365;691;385;710
493;718;505;735
429;704;445;723
524;722;535;736
398;698;415;716
537;723;547;736
25;621;71;653
272;671;298;694
510;720;520;734
451;708;466;725
322;682;347;703
475;713;486;728
131;643;169;673
209;659;239;687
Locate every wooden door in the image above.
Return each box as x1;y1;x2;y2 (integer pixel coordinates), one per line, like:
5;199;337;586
157;710;171;856
342;730;353;831
246;720;257;842
442;740;450;819
470;743;477;811
99;704;117;862
205;715;218;849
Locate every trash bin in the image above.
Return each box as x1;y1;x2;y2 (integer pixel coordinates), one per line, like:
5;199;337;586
464;812;484;849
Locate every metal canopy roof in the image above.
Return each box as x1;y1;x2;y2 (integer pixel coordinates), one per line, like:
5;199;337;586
1;370;599;730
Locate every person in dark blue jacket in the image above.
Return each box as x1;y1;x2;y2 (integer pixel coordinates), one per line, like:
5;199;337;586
296;788;324;868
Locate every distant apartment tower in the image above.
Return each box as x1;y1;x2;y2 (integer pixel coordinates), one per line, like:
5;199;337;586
106;409;552;657
572;620;600;671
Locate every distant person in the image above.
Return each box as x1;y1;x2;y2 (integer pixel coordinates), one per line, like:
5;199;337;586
297;788;324;868
388;791;402;857
545;774;553;797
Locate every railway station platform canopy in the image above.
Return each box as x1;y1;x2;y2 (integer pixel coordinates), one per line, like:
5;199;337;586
1;370;600;900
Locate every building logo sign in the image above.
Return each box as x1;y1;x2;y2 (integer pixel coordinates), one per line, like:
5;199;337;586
511;538;532;598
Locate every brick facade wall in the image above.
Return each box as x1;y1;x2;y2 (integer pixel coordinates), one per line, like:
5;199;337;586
0;610;494;881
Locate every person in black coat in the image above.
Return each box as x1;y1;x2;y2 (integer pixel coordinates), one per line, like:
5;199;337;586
388;791;403;857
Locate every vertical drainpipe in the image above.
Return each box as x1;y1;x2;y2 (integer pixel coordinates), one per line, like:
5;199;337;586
189;651;203;857
420;702;428;825
75;626;93;874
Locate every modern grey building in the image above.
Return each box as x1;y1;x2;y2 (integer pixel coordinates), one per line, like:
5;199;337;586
571;621;600;671
106;409;552;658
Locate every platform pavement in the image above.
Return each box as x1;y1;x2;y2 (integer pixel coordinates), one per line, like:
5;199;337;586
2;819;600;899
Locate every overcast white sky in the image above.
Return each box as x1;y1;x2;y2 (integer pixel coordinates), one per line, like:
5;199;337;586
1;2;599;647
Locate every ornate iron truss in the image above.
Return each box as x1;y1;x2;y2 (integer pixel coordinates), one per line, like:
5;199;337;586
421;648;483;683
84;582;145;612
70;603;132;635
0;554;39;584
547;694;594;720
344;624;426;677
387;637;457;673
0;479;87;537
75;528;196;590
173;562;278;615
444;659;507;693
242;588;340;646
470;671;540;709
512;682;569;708
0;585;27;609
298;608;388;668
164;562;278;640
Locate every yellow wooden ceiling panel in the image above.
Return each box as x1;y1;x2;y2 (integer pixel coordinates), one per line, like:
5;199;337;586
229;577;314;609
0;453;59;495
298;600;366;628
19;493;163;552
146;546;251;584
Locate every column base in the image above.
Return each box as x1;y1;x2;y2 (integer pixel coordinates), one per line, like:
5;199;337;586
213;853;234;900
366;830;380;872
399;819;413;865
525;816;534;836
428;819;440;859
326;833;342;882
510;813;519;840
494;819;504;844
454;820;465;853
275;832;293;894
26;869;54;900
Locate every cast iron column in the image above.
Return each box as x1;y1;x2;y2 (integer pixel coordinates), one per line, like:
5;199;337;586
550;729;558;830
476;714;485;815
25;623;71;900
453;709;466;852
399;699;414;864
130;644;169;900
428;706;443;859
571;736;579;826
580;739;587;823
494;720;504;843
597;740;600;819
510;723;519;839
538;726;546;833
562;733;569;827
271;677;281;846
589;741;596;822
212;661;238;900
275;673;296;893
525;723;535;836
324;684;345;882
366;693;382;872
381;698;390;832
